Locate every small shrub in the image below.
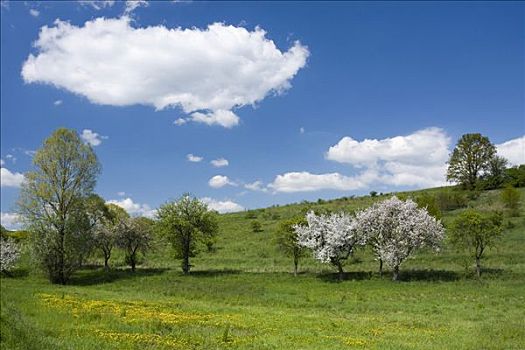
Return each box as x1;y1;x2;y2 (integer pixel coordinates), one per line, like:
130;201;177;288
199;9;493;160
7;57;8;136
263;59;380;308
251;221;263;233
245;212;257;219
501;185;521;216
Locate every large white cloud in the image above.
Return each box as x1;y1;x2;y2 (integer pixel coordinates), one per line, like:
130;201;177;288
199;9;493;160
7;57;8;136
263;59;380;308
497;136;525;166
200;197;244;213
208;175;236;188
106;197;156;218
1;212;21;230
326;127;450;188
269;171;372;193
22;17;309;128
1;167;25;187
270;128;451;193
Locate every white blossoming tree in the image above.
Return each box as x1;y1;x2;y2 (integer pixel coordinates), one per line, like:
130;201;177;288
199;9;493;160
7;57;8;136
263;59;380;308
354;196;445;281
295;211;366;280
1;238;21;274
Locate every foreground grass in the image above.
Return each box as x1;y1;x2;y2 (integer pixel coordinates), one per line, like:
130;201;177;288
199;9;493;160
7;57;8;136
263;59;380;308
1;188;524;349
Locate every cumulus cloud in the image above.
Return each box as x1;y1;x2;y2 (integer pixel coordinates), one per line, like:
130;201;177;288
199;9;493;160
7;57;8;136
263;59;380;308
106;197;156;218
1;167;25;187
78;1;115;10
187;154;203;162
80;129;107;146
269;171;372;193
29;9;39;17
1;212;21;230
326;127;450;188
497;135;525;166
200;197;244;213
210;158;229;167
21;17;309;128
270;128;451;193
244;180;267;192
208;175;236;188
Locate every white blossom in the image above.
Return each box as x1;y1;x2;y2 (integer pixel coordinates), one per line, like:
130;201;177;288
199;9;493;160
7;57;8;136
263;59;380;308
354;196;445;279
1;238;20;273
295;211;366;273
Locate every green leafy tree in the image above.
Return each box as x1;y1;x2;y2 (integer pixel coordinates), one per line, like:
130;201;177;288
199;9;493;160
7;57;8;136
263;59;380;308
479;156;509;190
505;165;525;187
18;128;100;284
447;133;496;189
116;217;152;272
275;217;307;276
94;204;129;271
156;195;219;274
449;209;503;278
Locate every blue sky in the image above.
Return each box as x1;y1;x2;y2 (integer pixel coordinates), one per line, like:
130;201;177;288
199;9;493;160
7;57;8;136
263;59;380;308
1;1;524;227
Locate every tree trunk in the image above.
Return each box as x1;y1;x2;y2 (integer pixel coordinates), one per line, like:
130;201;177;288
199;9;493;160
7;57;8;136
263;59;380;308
379;259;383;278
337;263;344;281
182;236;191;275
293;258;298;277
131;258;136;272
392;265;400;281
476;257;481;278
104;256;110;272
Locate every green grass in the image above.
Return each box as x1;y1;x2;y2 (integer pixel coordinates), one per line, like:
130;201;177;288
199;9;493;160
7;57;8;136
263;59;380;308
2;187;524;349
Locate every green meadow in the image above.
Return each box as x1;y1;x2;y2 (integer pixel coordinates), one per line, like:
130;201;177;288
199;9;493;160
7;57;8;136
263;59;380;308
2;188;524;349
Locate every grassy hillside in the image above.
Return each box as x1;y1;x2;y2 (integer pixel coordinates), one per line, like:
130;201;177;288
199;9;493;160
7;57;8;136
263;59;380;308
1;187;524;349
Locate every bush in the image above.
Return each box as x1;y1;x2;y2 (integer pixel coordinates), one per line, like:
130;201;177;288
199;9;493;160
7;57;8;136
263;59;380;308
436;190;468;211
245;212;257;219
501;186;521;216
251;221;263;233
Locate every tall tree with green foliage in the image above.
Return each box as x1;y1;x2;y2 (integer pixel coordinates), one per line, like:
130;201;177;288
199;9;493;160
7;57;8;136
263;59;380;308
156;195;219;274
116;216;152;272
447;133;496;189
449;209;503;278
18;128;100;284
275;217;307;276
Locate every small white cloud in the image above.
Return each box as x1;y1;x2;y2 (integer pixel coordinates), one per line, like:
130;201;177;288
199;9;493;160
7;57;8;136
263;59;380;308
78;0;115;10
54;99;62;106
1;167;25;187
23;150;36;157
244;180;267;192
497;135;525;166
187;154;203;162
190;110;240;128
117;191;126;196
300;127;305;134
1;212;21;230
29;8;39;17
124;0;148;15
22;18;308;128
208;175;236;188
200;197;244;213
0;159;4;166
106;197;156;218
173;118;187;126
210;158;229;167
5;154;16;163
80;129;107;146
